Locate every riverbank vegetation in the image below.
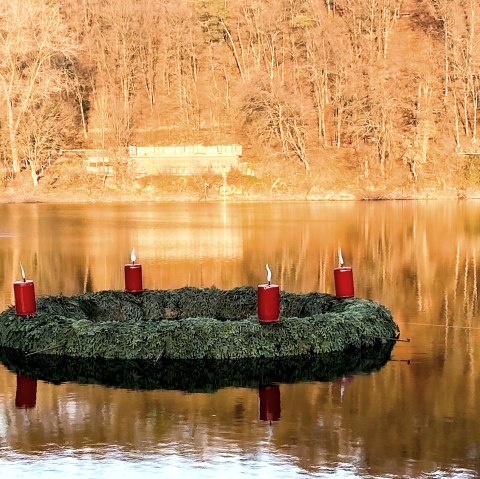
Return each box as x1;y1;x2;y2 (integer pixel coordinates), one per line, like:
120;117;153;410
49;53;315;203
1;0;480;201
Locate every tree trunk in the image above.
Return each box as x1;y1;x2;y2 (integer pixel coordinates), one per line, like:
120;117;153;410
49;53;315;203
443;26;449;99
77;92;88;139
453;90;461;148
29;161;39;187
7;99;20;174
221;20;245;83
473;89;478;143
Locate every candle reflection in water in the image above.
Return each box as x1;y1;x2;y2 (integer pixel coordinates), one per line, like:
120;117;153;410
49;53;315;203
15;375;37;409
259;384;281;422
336;376;354;402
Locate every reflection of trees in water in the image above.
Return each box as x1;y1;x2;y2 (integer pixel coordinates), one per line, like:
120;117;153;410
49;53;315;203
1;202;479;321
453;242;478;321
0;202;479;476
1;202;480;321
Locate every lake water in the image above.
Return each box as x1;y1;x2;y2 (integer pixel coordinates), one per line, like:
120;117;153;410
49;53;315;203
0;201;479;478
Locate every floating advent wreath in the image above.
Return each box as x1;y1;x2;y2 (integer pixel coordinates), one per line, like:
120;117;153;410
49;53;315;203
0;286;399;361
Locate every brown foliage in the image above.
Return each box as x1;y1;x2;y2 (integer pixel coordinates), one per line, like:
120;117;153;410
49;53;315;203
1;0;480;190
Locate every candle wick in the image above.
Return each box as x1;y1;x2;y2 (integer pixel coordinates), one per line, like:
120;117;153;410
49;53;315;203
268;280;271;286
23;277;26;283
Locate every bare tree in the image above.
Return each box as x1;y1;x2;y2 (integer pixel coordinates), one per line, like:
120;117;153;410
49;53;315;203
0;0;77;177
63;60;93;140
432;0;454;99
137;0;165;112
330;41;360;149
325;0;338;15
340;0;400;63
242;89;310;172
302;2;332;146
163;2;206;131
88;0;140;148
18;101;78;186
432;1;480;147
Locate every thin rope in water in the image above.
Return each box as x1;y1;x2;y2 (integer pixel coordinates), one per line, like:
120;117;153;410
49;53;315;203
407;322;480;330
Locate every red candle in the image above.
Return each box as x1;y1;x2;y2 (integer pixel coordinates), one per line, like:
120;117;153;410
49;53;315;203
258;263;280;323
13;263;36;316
258;284;280;322
334;247;354;298
259;385;281;422
15;375;37;409
125;248;143;292
334;267;354;298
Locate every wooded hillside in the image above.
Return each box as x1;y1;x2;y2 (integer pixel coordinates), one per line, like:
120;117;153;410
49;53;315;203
1;0;479;195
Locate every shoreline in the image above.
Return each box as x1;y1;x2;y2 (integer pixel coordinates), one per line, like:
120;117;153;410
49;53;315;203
0;186;478;204
3;162;479;203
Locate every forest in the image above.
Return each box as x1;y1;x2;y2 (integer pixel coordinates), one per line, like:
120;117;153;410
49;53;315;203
1;0;480;198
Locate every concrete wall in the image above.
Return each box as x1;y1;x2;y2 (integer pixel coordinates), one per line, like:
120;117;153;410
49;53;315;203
85;145;243;176
129;145;242;176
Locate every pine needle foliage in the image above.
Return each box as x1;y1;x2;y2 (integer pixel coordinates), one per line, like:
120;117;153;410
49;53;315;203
0;287;398;360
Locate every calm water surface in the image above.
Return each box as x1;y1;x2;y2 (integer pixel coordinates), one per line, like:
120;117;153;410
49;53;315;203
0;201;479;478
